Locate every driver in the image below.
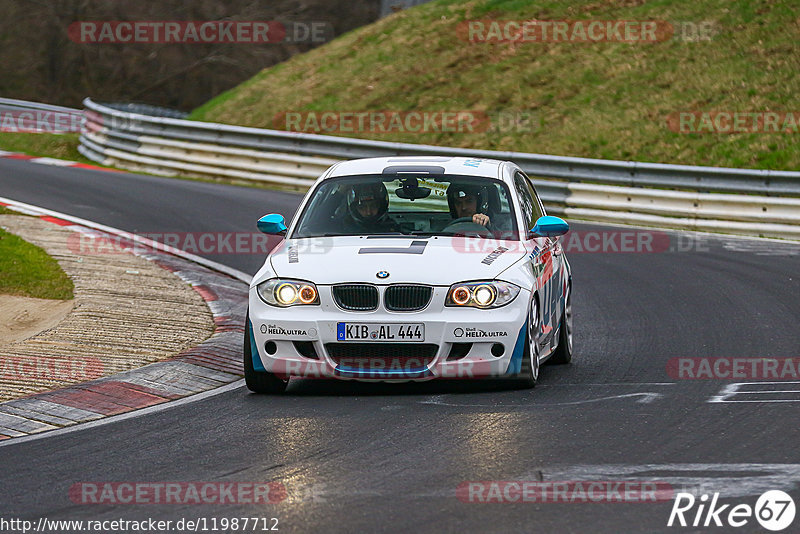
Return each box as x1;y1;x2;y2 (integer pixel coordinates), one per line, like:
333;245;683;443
341;182;399;234
446;183;492;227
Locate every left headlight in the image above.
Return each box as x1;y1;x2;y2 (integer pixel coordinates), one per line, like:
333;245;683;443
257;278;320;307
445;281;520;309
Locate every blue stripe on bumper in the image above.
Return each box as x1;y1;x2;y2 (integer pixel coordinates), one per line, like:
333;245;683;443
505;321;528;375
247;318;267;372
334;367;433;379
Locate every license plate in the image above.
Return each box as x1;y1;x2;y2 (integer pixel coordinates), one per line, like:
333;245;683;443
337;323;424;342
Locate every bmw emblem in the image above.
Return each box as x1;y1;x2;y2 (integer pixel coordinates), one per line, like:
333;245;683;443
376;271;390;279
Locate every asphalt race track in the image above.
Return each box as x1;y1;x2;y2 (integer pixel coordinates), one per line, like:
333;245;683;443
1;159;799;533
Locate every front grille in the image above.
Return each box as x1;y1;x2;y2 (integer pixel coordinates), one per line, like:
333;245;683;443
384;285;433;311
325;343;438;370
332;284;378;311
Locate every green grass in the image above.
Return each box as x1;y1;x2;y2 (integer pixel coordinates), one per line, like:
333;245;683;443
190;0;800;170
0;132;91;162
0;227;74;300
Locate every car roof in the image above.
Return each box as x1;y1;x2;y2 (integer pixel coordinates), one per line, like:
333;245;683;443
324;156;511;180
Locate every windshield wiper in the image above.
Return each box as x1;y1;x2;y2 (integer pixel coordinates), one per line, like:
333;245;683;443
407;231;460;237
303;232;408;237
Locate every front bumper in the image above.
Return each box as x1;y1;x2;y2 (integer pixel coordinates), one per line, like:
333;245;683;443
247;285;529;382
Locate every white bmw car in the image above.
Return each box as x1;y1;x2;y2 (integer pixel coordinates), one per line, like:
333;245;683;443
245;156;573;393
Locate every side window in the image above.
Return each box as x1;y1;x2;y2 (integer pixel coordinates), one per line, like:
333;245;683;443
517;171;545;220
492;183;510;213
513;174;536;231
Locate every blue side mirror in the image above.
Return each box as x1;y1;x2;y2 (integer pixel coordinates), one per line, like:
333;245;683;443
257;213;287;235
530;215;569;237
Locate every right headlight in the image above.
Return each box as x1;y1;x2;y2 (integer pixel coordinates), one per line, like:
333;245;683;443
257;278;320;307
445;281;520;309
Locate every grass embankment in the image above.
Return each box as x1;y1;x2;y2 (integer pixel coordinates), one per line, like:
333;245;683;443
0;132;89;162
190;0;800;170
0;209;74;299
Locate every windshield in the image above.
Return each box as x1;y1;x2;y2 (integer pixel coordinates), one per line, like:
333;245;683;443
291;174;519;239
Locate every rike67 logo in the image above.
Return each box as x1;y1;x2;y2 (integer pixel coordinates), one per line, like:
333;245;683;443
668;490;796;531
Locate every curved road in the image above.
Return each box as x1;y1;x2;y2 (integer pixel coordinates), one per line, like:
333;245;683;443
1;160;799;533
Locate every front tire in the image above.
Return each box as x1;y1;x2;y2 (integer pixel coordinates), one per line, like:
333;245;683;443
549;283;573;365
517;297;540;388
244;314;288;394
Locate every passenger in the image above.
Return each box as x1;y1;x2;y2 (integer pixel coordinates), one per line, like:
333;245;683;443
341;182;399;234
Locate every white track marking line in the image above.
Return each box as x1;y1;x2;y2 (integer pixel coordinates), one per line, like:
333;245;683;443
421;391;665;407
0;380;245;448
0;195;253;284
30;157;74;167
709;381;800;403
544;463;800;499
0;196;253;446
570;217;800;246
538;382;676;387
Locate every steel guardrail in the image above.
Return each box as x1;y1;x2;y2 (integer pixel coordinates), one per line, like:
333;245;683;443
82;98;800;196
60;97;796;240
0;98;83;134
0;97;81;114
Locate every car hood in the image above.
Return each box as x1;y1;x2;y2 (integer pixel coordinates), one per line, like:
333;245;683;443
269;236;527;285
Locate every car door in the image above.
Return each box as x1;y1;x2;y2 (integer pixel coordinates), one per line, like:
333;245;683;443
514;171;561;348
527;173;567;335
